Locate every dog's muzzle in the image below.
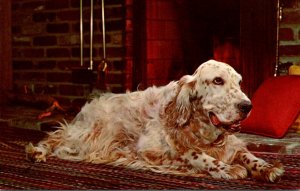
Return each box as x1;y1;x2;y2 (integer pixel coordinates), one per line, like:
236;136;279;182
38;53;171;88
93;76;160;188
209;112;243;133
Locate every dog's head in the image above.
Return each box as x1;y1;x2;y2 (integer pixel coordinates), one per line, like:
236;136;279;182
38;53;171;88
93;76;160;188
174;59;252;133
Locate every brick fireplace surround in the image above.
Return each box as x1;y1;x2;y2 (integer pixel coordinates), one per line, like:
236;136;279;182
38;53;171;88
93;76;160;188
0;0;298;106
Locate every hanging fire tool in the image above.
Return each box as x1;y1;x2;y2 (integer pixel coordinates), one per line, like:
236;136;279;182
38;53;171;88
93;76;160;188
71;0;94;84
96;0;110;91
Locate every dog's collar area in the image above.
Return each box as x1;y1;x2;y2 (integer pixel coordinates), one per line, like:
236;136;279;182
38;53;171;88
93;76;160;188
211;134;226;147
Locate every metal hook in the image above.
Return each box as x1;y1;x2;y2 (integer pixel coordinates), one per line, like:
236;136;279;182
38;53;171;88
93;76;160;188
80;0;83;67
89;0;94;70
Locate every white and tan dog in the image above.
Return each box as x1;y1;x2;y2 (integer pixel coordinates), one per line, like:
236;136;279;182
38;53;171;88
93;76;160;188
26;60;284;182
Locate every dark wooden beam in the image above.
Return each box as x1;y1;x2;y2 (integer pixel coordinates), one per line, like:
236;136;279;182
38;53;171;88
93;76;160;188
0;0;12;104
240;0;277;97
132;0;147;90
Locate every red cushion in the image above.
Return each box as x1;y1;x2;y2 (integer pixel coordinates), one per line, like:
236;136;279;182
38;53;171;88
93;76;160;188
241;76;300;138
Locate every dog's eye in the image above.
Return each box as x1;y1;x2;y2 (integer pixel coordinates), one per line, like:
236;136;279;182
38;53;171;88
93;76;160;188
239;80;242;86
213;77;224;85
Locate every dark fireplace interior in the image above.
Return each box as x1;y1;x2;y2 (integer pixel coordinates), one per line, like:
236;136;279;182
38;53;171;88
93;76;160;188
131;0;241;88
131;0;277;98
173;0;241;74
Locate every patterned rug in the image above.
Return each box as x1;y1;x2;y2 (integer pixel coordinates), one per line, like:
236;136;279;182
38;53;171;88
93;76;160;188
1;124;300;190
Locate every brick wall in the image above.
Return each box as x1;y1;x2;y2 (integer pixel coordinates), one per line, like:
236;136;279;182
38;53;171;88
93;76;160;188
279;0;300;75
11;0;126;106
11;0;300;105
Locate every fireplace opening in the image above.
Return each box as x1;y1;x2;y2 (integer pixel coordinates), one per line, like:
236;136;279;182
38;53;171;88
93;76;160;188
129;0;240;88
128;0;277;98
176;0;241;74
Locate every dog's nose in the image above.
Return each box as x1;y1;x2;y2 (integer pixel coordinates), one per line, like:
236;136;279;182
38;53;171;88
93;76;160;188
237;101;252;115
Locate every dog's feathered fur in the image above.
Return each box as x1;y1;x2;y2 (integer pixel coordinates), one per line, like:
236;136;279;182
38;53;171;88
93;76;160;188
26;60;284;182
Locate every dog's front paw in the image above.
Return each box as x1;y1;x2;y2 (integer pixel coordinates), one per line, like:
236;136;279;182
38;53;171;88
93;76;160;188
251;161;284;182
209;164;248;180
25;143;47;162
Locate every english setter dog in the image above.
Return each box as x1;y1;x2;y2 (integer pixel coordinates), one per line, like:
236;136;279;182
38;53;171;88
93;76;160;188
26;60;284;182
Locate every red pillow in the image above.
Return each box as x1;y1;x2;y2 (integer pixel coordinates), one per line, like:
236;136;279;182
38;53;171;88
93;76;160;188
241;76;300;138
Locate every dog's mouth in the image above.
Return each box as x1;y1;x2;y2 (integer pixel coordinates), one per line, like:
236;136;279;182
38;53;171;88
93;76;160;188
208;112;241;133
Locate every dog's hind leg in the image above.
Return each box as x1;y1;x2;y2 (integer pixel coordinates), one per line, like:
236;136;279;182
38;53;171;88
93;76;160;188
25;128;65;162
25;142;49;162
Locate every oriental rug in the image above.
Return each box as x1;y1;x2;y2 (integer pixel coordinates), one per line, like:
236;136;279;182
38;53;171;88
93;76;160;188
0;124;299;190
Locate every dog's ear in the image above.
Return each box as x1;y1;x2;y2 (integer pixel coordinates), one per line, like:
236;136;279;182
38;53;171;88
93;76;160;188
164;75;196;127
176;75;196;126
